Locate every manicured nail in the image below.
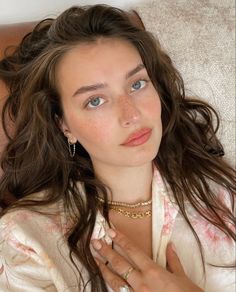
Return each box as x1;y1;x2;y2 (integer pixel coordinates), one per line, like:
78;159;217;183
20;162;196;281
92;240;102;250
107;228;117;238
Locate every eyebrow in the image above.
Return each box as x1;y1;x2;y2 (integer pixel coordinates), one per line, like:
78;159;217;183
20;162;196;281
126;63;145;79
72;83;106;96
72;63;145;97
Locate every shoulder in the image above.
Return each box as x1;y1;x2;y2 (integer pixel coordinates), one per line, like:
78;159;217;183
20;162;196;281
0;198;79;290
174;181;235;263
170;183;235;291
209;180;235;209
0;199;70;274
0;196;72;253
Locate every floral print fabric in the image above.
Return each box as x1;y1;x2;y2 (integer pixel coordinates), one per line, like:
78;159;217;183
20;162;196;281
0;169;235;291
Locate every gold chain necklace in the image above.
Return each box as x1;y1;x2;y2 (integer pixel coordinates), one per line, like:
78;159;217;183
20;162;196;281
110;206;152;219
97;196;152;208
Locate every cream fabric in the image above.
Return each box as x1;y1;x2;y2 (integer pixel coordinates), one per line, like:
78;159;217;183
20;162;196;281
134;0;235;165
0;168;234;291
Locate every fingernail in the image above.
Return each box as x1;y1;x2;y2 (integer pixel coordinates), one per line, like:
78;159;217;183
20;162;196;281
92;240;102;250
107;228;116;238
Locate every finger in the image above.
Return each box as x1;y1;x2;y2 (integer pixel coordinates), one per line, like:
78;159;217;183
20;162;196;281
92;239;141;289
166;243;185;276
96;258;128;292
107;228;154;271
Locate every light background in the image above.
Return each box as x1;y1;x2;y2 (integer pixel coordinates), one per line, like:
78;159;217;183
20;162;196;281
0;0;235;165
0;0;144;24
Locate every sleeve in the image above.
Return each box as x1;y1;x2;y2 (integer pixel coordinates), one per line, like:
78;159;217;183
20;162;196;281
0;210;59;292
204;264;235;292
170;184;235;292
0;237;57;291
203;184;236;292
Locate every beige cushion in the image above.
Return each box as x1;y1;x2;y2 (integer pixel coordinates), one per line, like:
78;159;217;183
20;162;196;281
135;0;235;165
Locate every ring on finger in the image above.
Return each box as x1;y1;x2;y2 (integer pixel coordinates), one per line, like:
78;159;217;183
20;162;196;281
121;266;134;281
119;284;130;292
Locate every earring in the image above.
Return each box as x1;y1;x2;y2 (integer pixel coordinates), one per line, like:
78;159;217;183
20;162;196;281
68;140;76;157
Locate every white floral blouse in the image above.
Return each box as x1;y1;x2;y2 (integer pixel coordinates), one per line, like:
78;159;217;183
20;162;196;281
0;169;235;291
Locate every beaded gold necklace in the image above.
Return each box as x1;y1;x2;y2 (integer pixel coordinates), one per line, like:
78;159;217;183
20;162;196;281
97;197;152;219
97;196;152;208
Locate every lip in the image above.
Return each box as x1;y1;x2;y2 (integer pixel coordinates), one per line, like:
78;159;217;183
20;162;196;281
121;128;152;147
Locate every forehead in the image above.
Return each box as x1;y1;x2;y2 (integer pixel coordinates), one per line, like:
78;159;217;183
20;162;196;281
56;37;142;83
55;38;145;99
63;37;140;63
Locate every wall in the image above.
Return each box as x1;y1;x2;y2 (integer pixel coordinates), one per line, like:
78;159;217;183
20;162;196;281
0;0;143;24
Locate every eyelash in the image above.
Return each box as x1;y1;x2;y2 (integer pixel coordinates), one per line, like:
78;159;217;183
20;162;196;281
85;78;149;109
86;96;106;109
130;79;149;92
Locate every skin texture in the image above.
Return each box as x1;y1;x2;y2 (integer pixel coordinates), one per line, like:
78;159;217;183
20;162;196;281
57;38;162;170
56;37;203;291
92;229;204;292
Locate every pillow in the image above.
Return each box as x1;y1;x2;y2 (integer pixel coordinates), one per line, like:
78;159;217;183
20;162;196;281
134;0;235;165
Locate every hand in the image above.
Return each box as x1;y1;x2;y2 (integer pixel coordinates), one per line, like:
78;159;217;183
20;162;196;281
92;228;203;292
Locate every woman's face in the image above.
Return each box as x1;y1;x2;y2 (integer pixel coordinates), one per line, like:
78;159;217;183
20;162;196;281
57;38;162;169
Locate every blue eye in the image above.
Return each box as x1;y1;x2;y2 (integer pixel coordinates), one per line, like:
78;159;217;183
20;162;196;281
131;80;147;92
87;97;105;108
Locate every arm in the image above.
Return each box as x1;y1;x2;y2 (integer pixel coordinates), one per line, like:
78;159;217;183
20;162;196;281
0;209;79;292
0;238;56;291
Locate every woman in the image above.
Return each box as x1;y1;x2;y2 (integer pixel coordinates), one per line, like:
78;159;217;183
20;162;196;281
0;4;235;292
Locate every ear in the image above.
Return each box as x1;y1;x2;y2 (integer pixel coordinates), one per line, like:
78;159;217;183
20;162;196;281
58;117;77;144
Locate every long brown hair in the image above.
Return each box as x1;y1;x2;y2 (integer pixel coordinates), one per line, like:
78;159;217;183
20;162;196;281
0;5;235;291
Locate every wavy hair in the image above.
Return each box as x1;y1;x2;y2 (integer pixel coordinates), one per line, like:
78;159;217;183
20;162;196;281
0;5;235;291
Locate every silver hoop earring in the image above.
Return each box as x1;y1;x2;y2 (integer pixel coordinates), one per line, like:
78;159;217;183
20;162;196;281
68;140;76;157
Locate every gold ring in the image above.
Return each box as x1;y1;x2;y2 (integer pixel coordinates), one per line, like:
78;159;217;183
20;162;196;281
121;266;134;281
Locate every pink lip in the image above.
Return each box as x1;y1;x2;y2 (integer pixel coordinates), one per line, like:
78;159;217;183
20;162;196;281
121;128;152;147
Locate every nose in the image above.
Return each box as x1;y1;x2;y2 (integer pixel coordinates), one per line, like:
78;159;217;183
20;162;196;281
118;95;141;127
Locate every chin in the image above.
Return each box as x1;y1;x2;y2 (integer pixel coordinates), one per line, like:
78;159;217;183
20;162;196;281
122;149;158;167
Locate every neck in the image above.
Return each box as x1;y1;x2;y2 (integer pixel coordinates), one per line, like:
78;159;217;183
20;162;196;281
93;162;153;204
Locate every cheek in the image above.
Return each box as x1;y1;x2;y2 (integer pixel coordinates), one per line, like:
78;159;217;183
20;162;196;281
142;94;161;118
62;100;113;143
71;116;113;144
